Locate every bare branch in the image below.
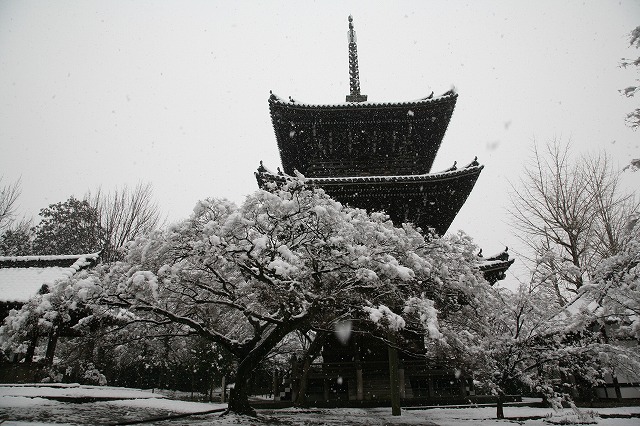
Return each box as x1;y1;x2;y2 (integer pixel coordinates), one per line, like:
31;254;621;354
86;182;164;262
0;177;21;232
509;139;638;303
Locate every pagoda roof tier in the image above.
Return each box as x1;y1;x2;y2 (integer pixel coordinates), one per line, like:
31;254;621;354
268;90;458;178
256;159;482;235
478;248;515;285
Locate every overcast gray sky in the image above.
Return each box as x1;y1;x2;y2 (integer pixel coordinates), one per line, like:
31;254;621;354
1;1;638;288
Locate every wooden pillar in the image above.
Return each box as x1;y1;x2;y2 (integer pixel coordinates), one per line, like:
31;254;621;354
190;373;195;399
398;367;406;399
220;376;226;403
387;333;401;416
355;339;364;401
272;370;279;401
323;378;330;401
291;357;299;403
356;363;364;401
428;376;434;398
611;374;623;401
600;326;623;401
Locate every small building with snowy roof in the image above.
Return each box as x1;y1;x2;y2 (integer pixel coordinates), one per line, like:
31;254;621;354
0;253;100;320
558;292;640;400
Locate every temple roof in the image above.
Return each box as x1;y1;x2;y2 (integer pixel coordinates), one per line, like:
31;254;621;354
0;253;100;303
256;159;482;235
268;90;458;178
477;248;515;285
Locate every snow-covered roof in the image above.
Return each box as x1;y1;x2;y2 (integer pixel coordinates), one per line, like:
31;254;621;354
0;253;100;303
561;294;602;317
478;259;514;270
476;247;515;284
307;164;483;184
0;254;99;263
268;90;457;109
256;158;484;236
256;158;483;185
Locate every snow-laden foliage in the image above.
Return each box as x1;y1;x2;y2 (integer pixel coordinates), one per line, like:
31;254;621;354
443;228;640;414
1;181;486;414
565;215;640;387
583;217;640;340
101;181;484;348
554;216;640;398
482;285;600;398
0;224;32;256
4;180;636;414
0;269;104;358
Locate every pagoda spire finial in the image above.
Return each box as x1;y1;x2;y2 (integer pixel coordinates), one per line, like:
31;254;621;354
346;15;367;103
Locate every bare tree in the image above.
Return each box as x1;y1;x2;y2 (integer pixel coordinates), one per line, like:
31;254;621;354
0;177;21;232
510;141;593;300
87;182;163;262
510;140;639;305
583;154;639;258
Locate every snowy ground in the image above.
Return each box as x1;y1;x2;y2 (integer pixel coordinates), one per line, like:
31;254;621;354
1;384;639;425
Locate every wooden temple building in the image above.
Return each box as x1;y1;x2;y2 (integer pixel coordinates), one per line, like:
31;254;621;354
255;16;513;405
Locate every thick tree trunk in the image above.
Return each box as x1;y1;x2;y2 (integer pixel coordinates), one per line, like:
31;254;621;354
228;367;256;415
295;358;311;405
24;332;38;363
226;320;303;415
44;327;59;365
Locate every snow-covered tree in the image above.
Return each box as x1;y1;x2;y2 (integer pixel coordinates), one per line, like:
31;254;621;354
0;259;104;366
443;275;604;419
578;215;640;388
442;234;640;419
1;181;486;415
106;181;487;413
549;215;640;401
584;216;640;341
